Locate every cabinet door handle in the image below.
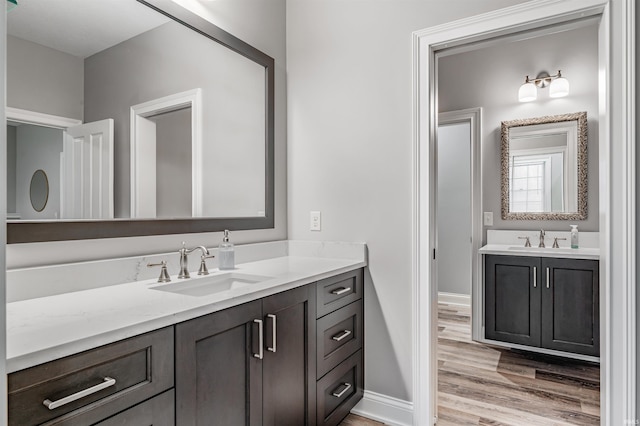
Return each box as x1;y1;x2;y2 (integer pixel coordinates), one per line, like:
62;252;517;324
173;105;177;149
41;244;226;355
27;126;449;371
331;287;351;295
332;382;352;398
43;377;116;410
546;267;550;289
267;314;277;353
332;330;352;342
533;267;537;288
253;319;264;359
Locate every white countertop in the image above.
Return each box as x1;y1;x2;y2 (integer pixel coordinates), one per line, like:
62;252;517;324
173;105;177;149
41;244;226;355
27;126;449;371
478;244;600;260
7;241;366;373
479;229;600;260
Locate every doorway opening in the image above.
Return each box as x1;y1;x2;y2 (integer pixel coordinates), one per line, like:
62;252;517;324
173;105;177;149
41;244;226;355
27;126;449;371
130;88;202;218
413;1;636;425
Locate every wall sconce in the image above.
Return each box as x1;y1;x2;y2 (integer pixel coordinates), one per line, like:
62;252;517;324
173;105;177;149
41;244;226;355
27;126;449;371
518;70;569;102
6;0;17;11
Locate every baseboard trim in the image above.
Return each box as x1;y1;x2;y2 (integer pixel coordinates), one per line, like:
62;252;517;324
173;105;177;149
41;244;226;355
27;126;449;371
351;390;413;426
438;291;471;307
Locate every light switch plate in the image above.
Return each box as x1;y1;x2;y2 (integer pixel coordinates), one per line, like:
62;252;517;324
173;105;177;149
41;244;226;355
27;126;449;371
310;211;321;231
483;212;493;226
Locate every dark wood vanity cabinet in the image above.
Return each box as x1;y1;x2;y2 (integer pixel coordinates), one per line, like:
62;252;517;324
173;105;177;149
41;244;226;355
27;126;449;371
315;270;364;426
485;255;599;357
8;327;174;426
175;284;317;426
8;268;365;426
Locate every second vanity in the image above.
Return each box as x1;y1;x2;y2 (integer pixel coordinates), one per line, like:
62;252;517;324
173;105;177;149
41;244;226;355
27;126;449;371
478;230;600;362
6;241;366;426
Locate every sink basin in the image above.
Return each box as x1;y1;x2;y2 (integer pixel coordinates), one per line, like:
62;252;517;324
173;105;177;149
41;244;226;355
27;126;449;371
508;246;576;253
150;272;273;297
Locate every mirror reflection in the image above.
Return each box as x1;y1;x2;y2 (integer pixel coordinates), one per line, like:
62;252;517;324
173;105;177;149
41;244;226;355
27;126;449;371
29;169;49;213
7;0;266;222
501;112;588;220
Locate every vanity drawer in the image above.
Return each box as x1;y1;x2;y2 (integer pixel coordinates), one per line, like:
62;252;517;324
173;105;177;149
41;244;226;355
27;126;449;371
8;327;174;426
316;350;364;426
317;300;363;377
317;269;363;317
95;390;175;426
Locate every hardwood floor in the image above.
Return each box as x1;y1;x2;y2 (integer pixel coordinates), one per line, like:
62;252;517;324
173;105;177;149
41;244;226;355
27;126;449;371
340;303;600;426
438;303;600;425
340;414;385;425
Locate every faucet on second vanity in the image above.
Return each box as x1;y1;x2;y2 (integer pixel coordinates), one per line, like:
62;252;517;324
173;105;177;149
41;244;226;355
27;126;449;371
538;229;546;248
178;242;210;279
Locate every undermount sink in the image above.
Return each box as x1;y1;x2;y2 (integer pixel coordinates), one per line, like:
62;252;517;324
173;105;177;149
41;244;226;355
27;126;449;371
150;272;273;297
508;246;576;253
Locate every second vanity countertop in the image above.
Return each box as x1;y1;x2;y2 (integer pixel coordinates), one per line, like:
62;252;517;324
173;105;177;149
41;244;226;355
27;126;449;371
479;229;600;260
7;241;367;374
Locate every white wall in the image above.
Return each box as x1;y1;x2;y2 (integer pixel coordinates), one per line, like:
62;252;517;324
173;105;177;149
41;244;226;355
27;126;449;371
15;125;62;220
7;35;83;120
287;0;530;403
437;122;472;296
152;108;192;218
7;125;16;214
7;0;287;268
438;24;600;235
1;4;8;421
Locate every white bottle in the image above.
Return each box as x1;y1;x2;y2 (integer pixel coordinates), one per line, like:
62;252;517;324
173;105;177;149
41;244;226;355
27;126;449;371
570;225;579;249
219;230;235;270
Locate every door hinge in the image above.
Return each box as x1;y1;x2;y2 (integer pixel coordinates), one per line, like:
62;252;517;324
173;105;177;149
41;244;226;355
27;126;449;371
433;249;436;260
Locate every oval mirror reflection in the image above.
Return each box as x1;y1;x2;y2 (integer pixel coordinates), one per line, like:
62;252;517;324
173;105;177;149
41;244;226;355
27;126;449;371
30;169;49;212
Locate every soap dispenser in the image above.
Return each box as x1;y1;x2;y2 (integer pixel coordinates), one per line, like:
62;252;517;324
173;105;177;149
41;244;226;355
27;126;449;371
570;225;579;249
219;230;235;270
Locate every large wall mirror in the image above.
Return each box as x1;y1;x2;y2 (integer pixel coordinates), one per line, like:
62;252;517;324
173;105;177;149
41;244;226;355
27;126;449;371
501;112;587;220
6;0;274;243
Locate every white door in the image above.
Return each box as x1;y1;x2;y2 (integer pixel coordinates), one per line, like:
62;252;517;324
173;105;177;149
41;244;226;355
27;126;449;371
61;119;114;219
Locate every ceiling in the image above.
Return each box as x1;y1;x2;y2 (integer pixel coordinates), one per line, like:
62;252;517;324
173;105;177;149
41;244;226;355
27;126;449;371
7;0;170;58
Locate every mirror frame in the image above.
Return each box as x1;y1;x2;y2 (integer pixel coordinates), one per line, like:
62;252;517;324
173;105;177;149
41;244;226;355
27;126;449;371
7;0;275;243
501;111;587;221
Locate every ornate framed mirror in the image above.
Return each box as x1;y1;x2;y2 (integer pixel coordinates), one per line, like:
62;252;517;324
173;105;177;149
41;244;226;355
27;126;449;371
501;111;587;220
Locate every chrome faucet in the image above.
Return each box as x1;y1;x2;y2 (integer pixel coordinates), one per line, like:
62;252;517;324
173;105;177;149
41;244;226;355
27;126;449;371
538;229;546;248
178;242;209;279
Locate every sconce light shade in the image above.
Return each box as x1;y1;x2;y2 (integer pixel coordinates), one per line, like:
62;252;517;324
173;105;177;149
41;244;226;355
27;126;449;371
518;81;537;102
549;76;570;98
6;0;17;11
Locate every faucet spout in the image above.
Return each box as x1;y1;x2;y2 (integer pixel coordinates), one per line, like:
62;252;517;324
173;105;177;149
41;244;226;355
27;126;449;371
178;242;210;279
538;229;546;248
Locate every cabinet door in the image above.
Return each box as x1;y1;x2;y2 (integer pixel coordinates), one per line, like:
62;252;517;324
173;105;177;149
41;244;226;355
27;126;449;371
175;300;263;426
262;286;316;426
541;258;599;356
485;255;541;346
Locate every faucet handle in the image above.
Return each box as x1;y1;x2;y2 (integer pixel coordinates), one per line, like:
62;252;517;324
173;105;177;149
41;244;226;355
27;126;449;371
147;261;171;283
198;255;216;276
518;236;531;247
552;237;567;248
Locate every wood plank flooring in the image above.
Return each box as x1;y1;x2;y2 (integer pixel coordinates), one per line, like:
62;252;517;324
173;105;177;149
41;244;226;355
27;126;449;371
437;303;600;425
340;303;600;425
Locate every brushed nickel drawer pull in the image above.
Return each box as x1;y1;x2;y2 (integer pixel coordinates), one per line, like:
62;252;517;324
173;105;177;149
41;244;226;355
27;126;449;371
253;319;264;359
331;287;351;296
533;267;537;288
332;330;352;342
267;314;277;353
546;267;550;289
43;377;116;410
332;382;352;398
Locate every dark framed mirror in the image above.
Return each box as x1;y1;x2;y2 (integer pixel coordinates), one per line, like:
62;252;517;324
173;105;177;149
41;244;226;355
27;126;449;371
6;0;274;243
